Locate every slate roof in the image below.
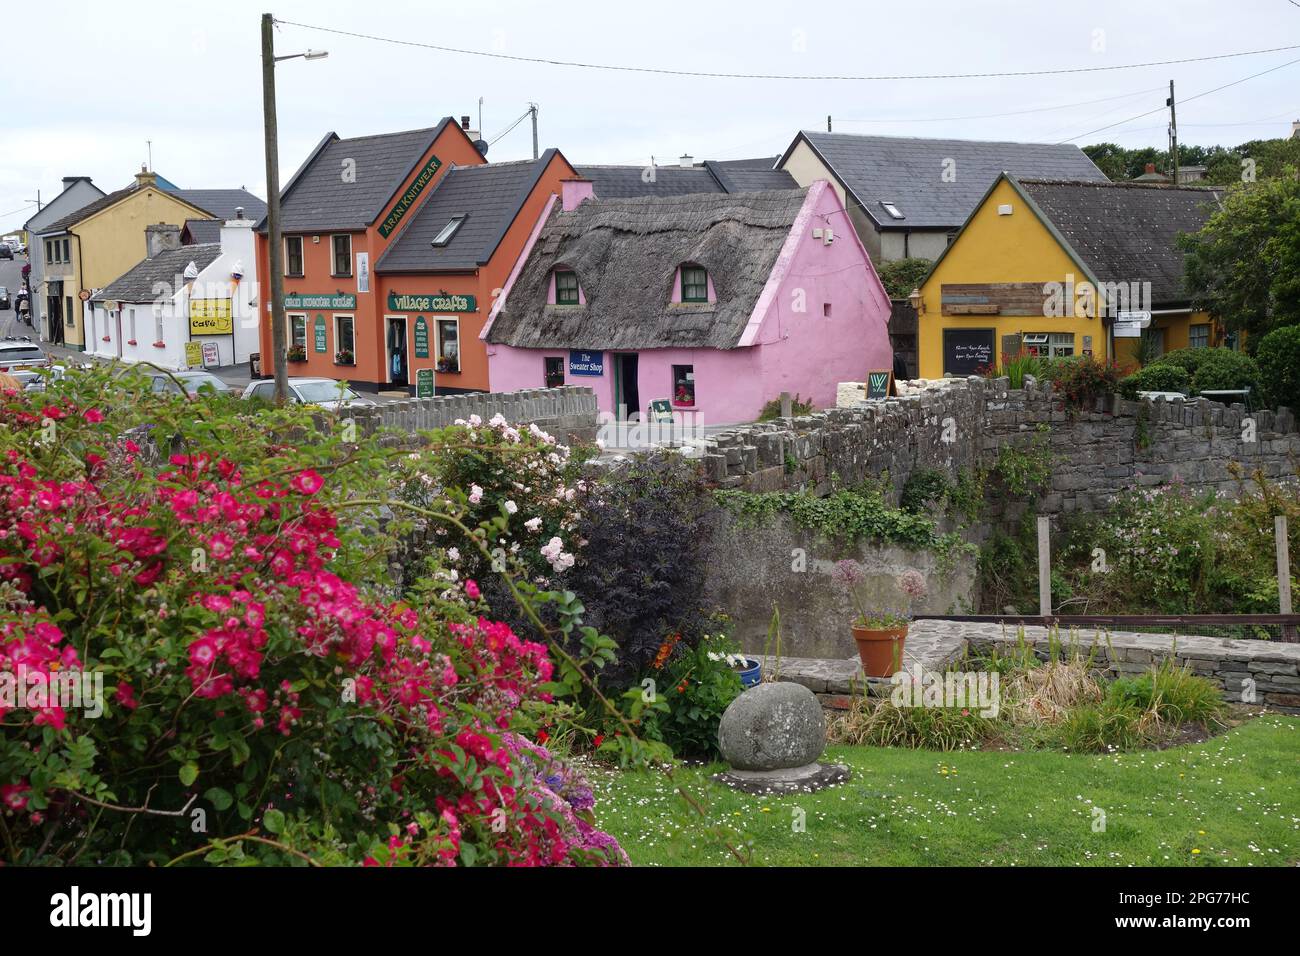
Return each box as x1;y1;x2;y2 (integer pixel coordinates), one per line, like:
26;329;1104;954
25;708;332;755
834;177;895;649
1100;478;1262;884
43;182;214;234
167;189;265;221
272;120;462;233
91;244;223;303
376;150;561;273
781;132;1107;230
487;188;809;351
182;219;222;244
1016;178;1223;307
574;157;796;199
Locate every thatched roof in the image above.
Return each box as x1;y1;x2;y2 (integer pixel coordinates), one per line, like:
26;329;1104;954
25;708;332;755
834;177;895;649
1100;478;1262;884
486;188;810;351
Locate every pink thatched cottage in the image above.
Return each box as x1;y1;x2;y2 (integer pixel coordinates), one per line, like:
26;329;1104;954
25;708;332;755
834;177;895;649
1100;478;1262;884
481;178;893;424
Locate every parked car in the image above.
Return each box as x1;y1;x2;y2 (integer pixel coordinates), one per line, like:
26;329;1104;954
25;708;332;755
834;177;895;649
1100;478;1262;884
0;245;12;260
241;377;376;411
148;369;234;398
0;287;9;309
8;366;66;392
0;339;49;372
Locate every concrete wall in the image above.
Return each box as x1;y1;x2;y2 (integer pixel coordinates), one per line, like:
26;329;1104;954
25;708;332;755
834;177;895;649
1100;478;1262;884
703;510;977;659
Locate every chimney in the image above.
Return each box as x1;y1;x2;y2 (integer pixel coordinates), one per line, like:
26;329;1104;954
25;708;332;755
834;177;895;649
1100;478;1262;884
62;176;92;189
146;223;182;258
560;178;594;211
1144;163;1157;175
1292;119;1300;138
679;154;694;169
135;164;157;189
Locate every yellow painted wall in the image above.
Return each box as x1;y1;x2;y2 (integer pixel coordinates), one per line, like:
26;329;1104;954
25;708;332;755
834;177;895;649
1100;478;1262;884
917;178;1108;379
1111;310;1219;368
66;187;209;347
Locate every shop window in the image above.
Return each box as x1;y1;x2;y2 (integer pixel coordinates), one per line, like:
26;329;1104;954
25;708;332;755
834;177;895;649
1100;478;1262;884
285;236;304;277
334;314;355;365
681;265;708;303
555;270;580;305
437;319;460;373
1189;324;1210;349
289;313;307;349
672;365;695;406
332;235;352;277
544;356;565;388
1022;333;1075;358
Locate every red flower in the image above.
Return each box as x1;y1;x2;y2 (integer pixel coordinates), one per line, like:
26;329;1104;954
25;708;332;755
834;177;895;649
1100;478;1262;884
289;470;324;496
82;408;105;423
464;579;481;600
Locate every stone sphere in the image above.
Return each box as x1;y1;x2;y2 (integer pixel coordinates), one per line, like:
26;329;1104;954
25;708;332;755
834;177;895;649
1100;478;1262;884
717;682;826;771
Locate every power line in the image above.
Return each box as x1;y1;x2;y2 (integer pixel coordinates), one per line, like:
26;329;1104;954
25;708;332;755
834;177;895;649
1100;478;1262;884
0;202;37;219
274;19;1300;83
837;87;1163;124
1057;53;1300;142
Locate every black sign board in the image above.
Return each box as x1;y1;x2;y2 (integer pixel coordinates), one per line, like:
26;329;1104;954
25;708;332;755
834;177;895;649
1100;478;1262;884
943;328;996;376
866;370;894;400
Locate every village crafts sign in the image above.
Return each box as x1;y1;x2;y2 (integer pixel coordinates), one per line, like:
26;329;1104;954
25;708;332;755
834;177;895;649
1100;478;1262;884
378;155;443;238
386;292;476;314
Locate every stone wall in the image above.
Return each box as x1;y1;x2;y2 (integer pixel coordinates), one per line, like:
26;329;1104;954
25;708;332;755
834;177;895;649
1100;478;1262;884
696;376;1300;519
702;512;977;659
346;386;598;444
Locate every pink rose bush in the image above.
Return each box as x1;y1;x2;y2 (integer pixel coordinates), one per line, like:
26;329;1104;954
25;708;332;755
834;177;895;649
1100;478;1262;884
0;370;624;866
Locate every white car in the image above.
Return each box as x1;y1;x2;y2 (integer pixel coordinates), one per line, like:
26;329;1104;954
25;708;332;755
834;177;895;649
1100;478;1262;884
241;377;376;411
0;339;49;373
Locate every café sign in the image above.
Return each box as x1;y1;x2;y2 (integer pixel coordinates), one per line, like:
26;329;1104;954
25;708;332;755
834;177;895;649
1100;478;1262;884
386;292;476;313
378;155;443;238
189;298;233;335
283;293;356;310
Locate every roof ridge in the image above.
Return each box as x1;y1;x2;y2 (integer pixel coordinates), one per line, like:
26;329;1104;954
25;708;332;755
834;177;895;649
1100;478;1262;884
804;130;1089;148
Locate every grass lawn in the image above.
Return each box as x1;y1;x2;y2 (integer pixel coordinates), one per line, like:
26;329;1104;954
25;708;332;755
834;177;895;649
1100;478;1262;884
588;714;1300;867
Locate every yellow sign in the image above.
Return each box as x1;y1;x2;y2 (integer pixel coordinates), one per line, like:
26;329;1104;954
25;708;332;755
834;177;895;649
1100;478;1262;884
184;342;203;367
189;298;233;335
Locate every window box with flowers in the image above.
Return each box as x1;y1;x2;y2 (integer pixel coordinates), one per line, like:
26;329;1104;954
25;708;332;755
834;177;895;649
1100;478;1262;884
334;348;356;367
286;344;308;363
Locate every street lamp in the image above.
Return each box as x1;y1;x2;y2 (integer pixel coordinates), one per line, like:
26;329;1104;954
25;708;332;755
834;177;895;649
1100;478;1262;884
261;13;328;404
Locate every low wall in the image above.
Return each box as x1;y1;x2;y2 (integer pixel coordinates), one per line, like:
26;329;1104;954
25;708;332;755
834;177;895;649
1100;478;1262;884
348;386;598;444
703;512;977;660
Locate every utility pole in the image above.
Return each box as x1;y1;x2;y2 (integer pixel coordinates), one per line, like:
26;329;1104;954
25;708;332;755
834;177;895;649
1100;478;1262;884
1167;80;1179;186
529;103;539;161
261;12;289;404
827;115;832;132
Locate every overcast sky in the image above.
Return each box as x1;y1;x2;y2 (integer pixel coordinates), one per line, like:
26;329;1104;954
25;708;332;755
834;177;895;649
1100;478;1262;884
5;0;1300;229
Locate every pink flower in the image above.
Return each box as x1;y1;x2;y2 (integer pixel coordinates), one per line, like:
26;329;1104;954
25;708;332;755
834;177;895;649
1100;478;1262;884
116;682;138;711
1;783;31;811
290;470;324;496
465;579;481;600
82;408;105;423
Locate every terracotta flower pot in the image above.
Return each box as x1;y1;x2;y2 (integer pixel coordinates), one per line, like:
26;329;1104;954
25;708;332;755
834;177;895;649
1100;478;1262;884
852;624;908;678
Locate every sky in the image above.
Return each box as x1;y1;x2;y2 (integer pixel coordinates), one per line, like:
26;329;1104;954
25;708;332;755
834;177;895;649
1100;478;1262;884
4;0;1300;230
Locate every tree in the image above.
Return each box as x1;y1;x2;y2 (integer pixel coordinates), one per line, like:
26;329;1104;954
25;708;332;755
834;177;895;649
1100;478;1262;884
877;257;933;299
1179;171;1300;337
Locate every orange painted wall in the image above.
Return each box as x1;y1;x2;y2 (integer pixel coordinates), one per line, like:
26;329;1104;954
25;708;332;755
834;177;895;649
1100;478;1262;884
256;122;487;387
375;150;577;393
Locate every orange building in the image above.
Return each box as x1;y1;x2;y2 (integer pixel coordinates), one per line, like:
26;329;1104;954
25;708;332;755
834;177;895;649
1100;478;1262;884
374;148;576;394
255;118;487;390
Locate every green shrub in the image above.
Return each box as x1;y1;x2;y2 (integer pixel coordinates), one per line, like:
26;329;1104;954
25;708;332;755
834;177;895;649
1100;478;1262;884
621;632;743;759
716;486;939;549
1187;348;1259;395
994;354;1049;389
757;393;815;420
900;468;950;514
877;257;934;299
1043;701;1148;753
1118;363;1190;399
1154;347;1213;376
1040;356;1123;412
828;696;1000;751
1256;325;1300;410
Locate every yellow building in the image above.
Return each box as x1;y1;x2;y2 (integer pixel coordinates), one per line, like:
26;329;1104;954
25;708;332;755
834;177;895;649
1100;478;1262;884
916;174;1226;379
38;170;213;349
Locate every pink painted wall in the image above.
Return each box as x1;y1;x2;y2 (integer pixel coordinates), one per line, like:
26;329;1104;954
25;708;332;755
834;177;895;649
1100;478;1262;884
486;179;892;424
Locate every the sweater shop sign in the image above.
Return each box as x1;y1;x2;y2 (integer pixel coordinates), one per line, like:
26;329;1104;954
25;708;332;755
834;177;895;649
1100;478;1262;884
386;292;476;314
568;350;604;376
283;292;356;310
378;155;443;238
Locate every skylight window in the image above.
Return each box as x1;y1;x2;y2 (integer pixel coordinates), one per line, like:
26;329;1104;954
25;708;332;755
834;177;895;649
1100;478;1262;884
880;201;905;221
431;215;467;247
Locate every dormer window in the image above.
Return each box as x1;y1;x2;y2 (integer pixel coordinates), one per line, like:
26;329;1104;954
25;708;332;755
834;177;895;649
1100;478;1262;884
681;265;709;303
880;201;905;220
431;215;466;247
555;270;580;305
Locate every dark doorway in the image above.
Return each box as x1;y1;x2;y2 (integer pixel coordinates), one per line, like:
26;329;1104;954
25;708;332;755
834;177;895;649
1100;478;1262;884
614;353;640;420
387;318;408;387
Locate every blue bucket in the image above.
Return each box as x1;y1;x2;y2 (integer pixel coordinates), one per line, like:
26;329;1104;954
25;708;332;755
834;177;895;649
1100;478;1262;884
737;658;762;689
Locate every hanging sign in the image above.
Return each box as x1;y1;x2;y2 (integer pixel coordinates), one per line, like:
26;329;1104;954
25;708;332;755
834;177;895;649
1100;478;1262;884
283;292;356;309
356;252;370;294
866;370;894;400
386;292;475;313
413;316;430;358
378;155;443;238
314;314;327;352
189;298;233;335
568;350;604;376
416;368;435;398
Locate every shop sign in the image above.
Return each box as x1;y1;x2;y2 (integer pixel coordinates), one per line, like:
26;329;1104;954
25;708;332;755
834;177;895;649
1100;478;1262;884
189;298;233;335
386;292;475;313
378;156;443;238
284;293;356;310
413;316;430;358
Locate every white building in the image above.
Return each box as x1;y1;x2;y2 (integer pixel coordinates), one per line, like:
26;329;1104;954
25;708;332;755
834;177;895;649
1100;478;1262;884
88;216;260;370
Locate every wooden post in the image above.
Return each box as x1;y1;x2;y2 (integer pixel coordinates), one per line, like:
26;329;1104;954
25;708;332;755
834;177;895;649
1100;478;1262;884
780;391;792;418
1277;515;1296;642
1037;516;1052;619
